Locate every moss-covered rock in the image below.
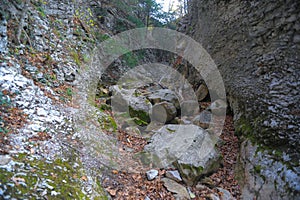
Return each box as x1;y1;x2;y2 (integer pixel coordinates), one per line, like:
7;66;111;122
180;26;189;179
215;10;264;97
0;152;107;199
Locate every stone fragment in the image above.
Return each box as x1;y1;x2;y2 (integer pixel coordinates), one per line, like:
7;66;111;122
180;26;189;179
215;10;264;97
195;183;207;190
192;110;212;129
166;170;182;182
146;169;159;181
0;155;11;165
64;72;75;82
28;124;43;132
24;65;37;73
187;187;196;199
37;107;48;116
209;100;227;116
216;187;234;200
144;196;151;200
195;84;208;101
161;178;190;199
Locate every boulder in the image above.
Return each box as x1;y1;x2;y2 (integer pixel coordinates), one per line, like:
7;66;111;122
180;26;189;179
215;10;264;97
195;84;208;101
150;101;177;123
146;89;180;109
128;96;152;124
142;124;222;185
192;110;212;129
180;100;199;116
110;85;133;112
208;100;227;116
110;85;152;124
217;187;234;200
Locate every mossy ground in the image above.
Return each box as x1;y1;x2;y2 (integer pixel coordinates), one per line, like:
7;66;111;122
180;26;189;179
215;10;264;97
0;152;107;199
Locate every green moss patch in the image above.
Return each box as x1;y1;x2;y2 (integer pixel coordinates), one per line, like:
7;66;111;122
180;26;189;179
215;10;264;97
0;153;106;199
129;106;150;125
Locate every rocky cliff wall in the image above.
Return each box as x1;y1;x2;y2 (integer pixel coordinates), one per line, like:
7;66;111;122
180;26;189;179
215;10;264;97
185;0;299;199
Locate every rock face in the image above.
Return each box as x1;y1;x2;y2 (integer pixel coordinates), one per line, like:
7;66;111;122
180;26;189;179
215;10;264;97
186;0;300;199
142;124;222;185
0;14;7;54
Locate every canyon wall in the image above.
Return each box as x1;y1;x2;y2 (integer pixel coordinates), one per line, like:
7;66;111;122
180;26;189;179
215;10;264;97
185;0;300;199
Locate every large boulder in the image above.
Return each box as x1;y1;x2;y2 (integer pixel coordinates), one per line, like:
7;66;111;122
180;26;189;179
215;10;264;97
146;89;180;109
150;101;177;123
110;85;152;124
140;124;222;185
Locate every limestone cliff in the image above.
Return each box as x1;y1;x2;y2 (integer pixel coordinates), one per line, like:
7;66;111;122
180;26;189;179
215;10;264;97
185;0;300;199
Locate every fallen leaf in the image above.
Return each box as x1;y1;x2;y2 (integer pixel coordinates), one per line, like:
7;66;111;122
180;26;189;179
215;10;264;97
81;176;88;181
12;177;26;185
107;188;117;196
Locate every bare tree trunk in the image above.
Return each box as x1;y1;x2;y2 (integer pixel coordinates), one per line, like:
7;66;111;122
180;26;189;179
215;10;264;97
16;0;30;45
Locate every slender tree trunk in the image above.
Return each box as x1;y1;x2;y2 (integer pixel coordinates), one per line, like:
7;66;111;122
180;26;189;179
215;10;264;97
16;0;29;45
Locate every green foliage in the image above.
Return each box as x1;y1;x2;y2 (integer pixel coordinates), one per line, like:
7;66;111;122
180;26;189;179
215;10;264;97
127;15;145;28
0;91;11;107
110;0;176;28
36;6;46;18
95;32;110;42
0;91;11;134
69;50;82;66
122;52;139;68
98;115;118;132
66;87;72;97
129;106;150;125
115;18;128;32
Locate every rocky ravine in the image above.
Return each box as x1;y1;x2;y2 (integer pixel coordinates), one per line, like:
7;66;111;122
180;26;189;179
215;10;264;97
2;0;298;199
0;0;240;199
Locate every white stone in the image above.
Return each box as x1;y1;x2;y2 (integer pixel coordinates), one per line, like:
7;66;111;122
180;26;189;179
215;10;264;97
0;155;11;165
28;124;43;132
37;107;48;116
16;101;30;108
3;74;14;82
146;169;159;181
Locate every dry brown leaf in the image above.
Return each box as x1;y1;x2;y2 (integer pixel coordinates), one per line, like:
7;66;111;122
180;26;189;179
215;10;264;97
107;188;117;196
81;176;88;181
12;177;26;185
